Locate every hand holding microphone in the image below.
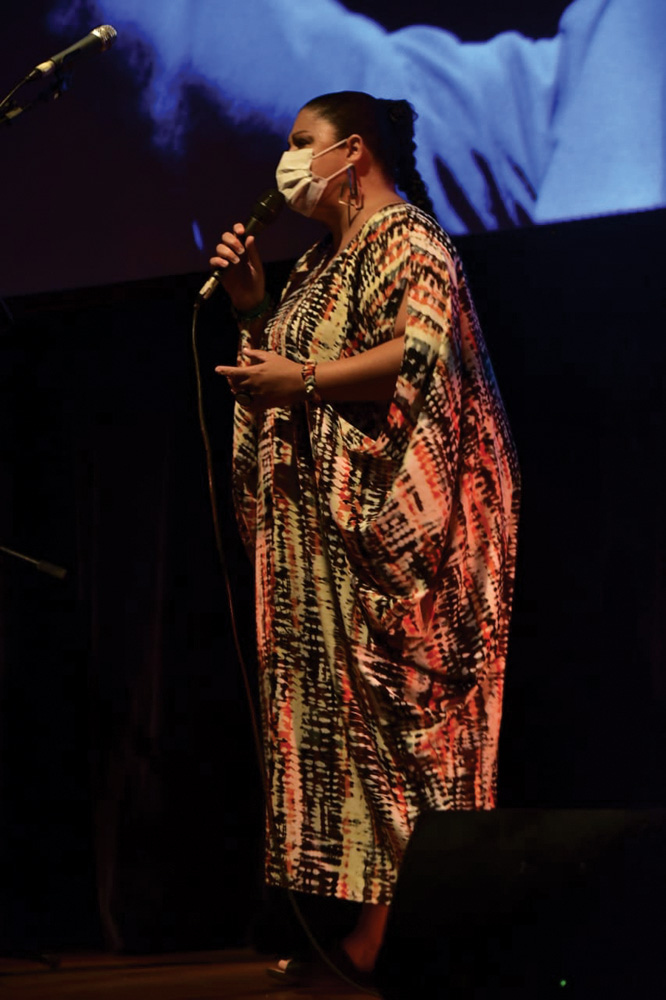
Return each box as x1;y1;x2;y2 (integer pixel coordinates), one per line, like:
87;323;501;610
206;222;266;312
200;188;284;305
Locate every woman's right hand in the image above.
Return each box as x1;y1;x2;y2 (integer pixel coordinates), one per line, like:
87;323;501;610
209;223;265;313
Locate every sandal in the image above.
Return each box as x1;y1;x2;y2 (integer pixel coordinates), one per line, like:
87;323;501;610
266;944;377;991
266;955;309;984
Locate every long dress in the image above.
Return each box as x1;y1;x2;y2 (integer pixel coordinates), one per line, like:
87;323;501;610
232;203;520;904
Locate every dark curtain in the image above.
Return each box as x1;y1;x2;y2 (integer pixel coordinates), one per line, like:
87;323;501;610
1;212;664;954
460;211;666;810
0;277;271;952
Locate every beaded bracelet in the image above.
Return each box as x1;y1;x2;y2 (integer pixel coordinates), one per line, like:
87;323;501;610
232;292;272;322
301;359;321;404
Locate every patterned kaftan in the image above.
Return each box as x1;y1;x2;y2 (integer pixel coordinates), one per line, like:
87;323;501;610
232;203;520;904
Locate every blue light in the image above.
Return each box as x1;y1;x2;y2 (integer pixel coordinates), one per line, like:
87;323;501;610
51;0;666;233
191;220;204;252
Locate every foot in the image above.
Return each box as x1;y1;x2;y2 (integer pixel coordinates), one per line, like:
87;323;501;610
340;935;380;974
339;899;389;974
325;942;377;989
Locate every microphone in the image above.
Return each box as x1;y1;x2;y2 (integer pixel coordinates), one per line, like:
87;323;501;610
26;25;118;82
198;188;285;302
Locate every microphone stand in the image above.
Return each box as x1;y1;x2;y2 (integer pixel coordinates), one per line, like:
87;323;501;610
1;48;81;970
0;543;67;581
0;541;67;968
0;72;70;128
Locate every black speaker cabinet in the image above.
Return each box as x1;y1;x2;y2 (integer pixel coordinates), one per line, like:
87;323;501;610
375;809;666;998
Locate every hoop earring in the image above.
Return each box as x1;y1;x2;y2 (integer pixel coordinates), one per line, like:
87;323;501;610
338;166;364;219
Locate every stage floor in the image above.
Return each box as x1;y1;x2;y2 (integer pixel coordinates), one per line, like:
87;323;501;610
0;950;373;999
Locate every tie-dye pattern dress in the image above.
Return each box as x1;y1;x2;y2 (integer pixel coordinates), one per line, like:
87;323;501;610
231;203;520;904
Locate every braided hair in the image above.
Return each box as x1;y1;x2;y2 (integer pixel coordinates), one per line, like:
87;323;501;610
302;91;436;218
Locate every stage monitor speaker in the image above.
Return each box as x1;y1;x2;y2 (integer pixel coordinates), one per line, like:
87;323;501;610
374;809;666;998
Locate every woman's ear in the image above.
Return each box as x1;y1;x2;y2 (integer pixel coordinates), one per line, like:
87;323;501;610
347;134;363;163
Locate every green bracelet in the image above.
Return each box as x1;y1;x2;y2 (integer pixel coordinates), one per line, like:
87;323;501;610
232;292;272;321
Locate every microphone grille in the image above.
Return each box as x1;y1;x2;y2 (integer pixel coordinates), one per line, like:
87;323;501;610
92;25;118;50
251;189;286;228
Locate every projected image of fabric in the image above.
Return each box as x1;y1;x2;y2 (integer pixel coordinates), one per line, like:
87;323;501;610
232;203;520;901
52;0;666;232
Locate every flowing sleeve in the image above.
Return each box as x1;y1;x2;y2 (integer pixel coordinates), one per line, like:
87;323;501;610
311;213;466;637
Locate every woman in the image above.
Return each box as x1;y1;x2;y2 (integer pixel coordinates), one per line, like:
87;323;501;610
213;91;520;979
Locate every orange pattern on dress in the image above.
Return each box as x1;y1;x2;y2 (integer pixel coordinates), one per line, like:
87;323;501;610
232;204;520;904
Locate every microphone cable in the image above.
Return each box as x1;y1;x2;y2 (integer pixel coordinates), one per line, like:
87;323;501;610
190;296;379;996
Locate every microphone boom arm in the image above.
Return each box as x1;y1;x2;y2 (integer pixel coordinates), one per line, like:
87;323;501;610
0;74;69;128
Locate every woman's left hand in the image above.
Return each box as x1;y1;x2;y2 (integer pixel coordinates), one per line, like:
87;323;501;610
215;349;305;410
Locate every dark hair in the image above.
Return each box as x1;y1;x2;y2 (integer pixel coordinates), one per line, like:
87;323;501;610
303;91;436;217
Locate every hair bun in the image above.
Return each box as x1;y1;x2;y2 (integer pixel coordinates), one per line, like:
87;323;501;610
387;100;414;125
388;101;404;121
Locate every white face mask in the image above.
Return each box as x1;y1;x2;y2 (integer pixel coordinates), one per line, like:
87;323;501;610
275;137;351;217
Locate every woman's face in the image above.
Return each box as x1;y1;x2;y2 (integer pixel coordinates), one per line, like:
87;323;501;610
288;108;348;180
